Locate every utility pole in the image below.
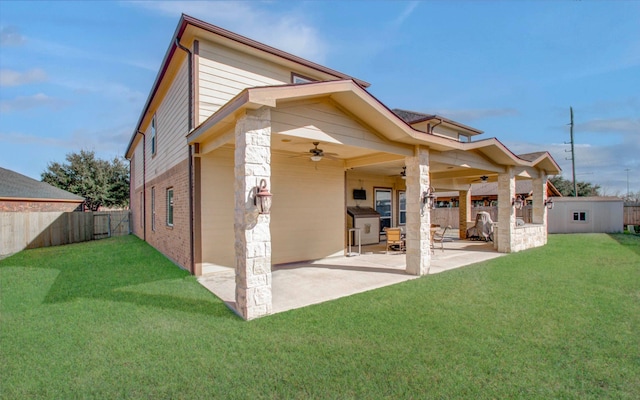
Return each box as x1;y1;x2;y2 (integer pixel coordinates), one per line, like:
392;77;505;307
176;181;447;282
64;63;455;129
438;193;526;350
565;106;577;197
625;168;630;198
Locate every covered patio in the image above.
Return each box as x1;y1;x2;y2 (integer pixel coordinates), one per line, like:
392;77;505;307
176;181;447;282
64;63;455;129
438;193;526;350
188;80;561;319
198;233;505;315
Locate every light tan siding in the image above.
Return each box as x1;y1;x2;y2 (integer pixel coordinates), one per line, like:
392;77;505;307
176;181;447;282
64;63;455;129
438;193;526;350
198;41;291;123
146;60;190;181
133;142;144;190
271;153;345;264
200;146;235;267
199;146;345;267
346;170;406;229
272;100;396;152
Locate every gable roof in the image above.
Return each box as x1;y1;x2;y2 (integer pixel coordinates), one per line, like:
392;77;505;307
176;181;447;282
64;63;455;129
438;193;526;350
125;14;369;159
392;108;484;135
0;167;84;202
186;79;562;175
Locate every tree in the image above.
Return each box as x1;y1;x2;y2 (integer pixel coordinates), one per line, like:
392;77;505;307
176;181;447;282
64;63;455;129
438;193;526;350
42;150;129;211
549;175;600;197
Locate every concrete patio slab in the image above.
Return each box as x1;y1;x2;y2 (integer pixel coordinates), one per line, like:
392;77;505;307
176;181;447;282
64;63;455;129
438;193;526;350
198;235;506;316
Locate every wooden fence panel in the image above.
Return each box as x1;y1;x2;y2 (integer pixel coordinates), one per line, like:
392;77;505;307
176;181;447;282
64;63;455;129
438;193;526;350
624;206;640;225
0;211;130;257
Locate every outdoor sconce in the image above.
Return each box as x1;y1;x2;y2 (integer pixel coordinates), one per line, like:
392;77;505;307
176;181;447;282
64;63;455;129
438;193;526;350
255;179;273;215
512;195;524;210
422;187;437;209
544;197;554;210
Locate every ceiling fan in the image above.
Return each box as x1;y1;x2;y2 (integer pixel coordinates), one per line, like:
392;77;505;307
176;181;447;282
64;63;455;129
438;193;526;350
472;175;489;183
307;142;338;162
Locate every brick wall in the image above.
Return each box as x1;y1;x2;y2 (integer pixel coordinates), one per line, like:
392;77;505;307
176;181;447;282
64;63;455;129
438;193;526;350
143;159;191;271
0;200;82;212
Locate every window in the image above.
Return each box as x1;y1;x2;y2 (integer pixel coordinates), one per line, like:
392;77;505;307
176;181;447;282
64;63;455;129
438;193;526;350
151;115;157;156
572;211;587;222
375;188;392;233
398;191;406;225
166;188;174;226
151;187;156;231
292;73;314;84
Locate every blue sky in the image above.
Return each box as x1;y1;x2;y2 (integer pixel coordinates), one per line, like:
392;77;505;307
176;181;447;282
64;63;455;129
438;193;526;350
1;1;638;196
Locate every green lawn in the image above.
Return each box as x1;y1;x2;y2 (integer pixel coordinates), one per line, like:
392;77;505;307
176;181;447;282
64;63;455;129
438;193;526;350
1;234;638;399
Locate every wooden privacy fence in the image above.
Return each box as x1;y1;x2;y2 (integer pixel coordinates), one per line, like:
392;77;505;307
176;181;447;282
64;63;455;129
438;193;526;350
0;210;130;257
624;206;640;225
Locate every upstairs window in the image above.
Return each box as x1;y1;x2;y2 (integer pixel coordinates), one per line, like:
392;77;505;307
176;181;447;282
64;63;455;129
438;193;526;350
151;115;157;156
292;73;314;84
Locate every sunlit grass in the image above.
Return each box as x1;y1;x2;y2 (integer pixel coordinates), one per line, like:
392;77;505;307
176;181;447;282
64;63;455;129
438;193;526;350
1;234;638;399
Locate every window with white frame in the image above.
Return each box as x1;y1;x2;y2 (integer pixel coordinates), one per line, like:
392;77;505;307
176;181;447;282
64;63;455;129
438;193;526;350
572;211;587;222
166;188;174;226
292;73;314;84
151;115;157;156
398;191;406;225
151;187;156;231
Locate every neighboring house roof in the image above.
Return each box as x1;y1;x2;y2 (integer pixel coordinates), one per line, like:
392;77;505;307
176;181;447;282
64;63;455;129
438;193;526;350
0;167;84;202
392;108;484;135
436;179;562;198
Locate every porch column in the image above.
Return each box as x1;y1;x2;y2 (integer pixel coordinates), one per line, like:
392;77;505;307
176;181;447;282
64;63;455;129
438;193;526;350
532;173;548;244
405;146;431;275
234;107;272;320
458;189;472;239
497;167;516;253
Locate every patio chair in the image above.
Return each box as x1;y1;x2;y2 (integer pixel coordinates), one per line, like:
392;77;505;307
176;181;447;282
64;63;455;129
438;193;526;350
384;227;405;254
431;225;451;253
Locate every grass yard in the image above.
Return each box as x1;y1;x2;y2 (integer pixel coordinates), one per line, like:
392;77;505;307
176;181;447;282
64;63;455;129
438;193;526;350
1;234;638;399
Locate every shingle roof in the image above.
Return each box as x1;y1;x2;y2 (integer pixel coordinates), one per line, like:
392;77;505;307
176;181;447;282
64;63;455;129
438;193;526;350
391;109;436;124
0;167;84;201
391;108;484;134
517;152;547;162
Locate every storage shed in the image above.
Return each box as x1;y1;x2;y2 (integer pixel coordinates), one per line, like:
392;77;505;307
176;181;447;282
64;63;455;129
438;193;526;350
547;197;623;234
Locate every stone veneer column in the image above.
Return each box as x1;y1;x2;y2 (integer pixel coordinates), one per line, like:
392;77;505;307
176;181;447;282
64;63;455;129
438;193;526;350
234;107;272;320
532;174;548;244
405;146;431;275
458;189;472;239
497;167;516;253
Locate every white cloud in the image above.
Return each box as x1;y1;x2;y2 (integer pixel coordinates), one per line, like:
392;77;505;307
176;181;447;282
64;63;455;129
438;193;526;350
0;93;68;113
0;68;48;87
390;1;419;28
576;118;640;134
0;123;130;157
0;26;26;46
128;1;328;63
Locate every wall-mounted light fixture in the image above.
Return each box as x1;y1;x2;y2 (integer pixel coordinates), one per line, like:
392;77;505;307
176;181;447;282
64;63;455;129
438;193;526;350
255;179;273;214
512;195;524;210
422;187;437;209
544;197;554;209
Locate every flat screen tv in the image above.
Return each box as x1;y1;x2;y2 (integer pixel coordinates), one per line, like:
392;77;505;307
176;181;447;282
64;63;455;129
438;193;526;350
353;189;366;200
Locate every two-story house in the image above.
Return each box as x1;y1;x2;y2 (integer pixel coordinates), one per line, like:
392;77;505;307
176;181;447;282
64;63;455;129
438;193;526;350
125;14;560;319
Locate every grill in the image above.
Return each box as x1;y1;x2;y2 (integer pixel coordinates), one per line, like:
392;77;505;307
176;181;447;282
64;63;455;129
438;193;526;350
347;206;381;245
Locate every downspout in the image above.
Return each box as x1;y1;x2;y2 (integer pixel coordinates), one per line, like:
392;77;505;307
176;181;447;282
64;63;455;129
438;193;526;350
429;118;443;134
174;37;195;275
133;130;146;241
